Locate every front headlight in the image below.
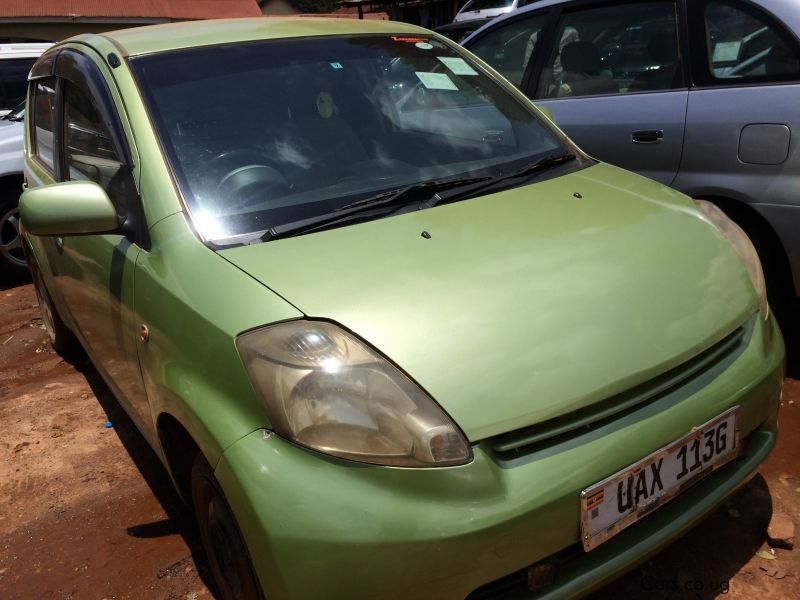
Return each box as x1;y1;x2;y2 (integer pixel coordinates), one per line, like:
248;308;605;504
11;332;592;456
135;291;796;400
236;320;472;467
694;200;768;318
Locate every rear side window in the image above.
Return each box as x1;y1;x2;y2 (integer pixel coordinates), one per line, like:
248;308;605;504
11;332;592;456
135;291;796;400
32;78;56;171
705;1;800;81
0;58;36;112
535;2;683;98
468;13;549;86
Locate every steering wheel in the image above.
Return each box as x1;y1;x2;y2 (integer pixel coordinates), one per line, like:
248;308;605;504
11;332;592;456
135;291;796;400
209;150;292;210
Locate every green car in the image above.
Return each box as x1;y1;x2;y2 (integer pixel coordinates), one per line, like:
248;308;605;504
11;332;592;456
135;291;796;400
19;17;783;600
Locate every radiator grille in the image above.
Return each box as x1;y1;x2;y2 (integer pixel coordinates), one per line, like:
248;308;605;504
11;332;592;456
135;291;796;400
489;322;750;458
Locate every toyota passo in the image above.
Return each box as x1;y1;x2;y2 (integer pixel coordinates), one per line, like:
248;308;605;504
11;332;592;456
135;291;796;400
19;18;783;600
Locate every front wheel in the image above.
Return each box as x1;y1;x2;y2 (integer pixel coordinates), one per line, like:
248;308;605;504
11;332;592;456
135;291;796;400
192;454;263;600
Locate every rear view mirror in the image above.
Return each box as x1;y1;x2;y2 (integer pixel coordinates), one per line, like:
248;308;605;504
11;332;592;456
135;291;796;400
20;180;120;237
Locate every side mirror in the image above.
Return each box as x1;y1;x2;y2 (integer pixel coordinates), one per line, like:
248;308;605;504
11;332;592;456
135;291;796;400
20;180;120;237
535;104;555;124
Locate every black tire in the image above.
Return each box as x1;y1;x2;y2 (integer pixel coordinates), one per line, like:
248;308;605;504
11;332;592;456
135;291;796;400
0;194;28;278
191;454;264;600
30;263;79;355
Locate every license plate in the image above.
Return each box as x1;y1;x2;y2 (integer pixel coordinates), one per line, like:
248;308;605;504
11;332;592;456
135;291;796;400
580;406;740;551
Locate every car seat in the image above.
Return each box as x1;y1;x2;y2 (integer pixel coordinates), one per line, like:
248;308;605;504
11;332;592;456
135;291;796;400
286;71;369;187
557;41;619;97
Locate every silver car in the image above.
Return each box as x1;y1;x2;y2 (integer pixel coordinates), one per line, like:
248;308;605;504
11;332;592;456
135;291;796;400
463;0;800;340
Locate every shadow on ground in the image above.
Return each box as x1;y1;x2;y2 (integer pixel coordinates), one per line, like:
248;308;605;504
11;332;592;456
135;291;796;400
590;475;774;599
0;271;30;292
65;351;221;598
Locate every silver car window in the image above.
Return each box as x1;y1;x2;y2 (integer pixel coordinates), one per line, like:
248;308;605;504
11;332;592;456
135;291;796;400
468;13;550;87
705;1;800;80
535;2;684;99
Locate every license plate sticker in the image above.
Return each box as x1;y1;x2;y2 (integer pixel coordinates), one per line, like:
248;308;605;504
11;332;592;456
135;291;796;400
580;406;740;551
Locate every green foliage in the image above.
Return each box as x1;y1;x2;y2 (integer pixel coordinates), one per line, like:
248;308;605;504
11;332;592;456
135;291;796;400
288;0;342;13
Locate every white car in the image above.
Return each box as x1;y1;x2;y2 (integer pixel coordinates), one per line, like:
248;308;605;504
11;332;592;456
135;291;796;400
0;43;52;116
0;42;51;276
453;0;524;23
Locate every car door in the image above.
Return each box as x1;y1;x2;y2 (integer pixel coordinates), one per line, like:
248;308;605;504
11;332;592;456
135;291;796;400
30;48;153;434
676;0;800;291
468;1;689;185
529;0;688;185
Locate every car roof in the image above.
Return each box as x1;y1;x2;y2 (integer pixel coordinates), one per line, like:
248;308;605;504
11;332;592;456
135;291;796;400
90;17;431;57
463;0;800;45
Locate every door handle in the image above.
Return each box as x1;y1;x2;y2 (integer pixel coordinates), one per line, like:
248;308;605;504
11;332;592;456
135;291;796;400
632;129;664;144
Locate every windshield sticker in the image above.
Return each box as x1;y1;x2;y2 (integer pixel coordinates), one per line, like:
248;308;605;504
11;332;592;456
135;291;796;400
392;36;427;43
437;56;478;76
415;71;458;90
415;42;434;50
329;62;343;69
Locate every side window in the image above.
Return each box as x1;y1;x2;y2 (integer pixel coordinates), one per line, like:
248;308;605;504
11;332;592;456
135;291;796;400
0;58;37;112
468;14;549;87
704;1;800;81
63;82;126;215
32;78;56;171
534;2;683;98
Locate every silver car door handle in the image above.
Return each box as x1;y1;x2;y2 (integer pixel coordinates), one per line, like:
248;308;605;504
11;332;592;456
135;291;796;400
632;130;664;144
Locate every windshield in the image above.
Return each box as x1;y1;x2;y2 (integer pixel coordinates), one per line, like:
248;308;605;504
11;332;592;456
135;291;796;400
131;34;569;244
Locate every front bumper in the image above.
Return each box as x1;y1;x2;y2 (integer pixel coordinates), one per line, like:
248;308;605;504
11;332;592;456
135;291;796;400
215;315;783;599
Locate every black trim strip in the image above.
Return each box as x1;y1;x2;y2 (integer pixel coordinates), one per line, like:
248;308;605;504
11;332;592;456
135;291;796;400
490;322;750;455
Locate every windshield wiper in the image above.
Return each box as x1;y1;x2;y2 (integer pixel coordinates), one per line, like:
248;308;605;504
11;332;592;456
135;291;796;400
261;175;491;242
419;152;577;210
261;155;575;242
337;174;492;212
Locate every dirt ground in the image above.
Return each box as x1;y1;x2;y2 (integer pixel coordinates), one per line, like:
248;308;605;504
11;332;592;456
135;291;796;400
1;278;799;600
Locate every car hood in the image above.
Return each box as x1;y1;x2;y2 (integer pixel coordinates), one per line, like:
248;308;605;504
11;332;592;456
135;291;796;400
0;120;23;165
0;119;22;135
220;163;757;441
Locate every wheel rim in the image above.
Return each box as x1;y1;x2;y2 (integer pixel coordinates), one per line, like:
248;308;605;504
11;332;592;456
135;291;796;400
0;204;26;269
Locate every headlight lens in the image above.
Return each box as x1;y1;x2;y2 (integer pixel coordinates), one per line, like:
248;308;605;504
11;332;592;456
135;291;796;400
236;320;472;467
694;199;767;317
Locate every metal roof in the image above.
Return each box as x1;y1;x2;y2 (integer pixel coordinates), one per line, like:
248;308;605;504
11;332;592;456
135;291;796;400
0;1;262;21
